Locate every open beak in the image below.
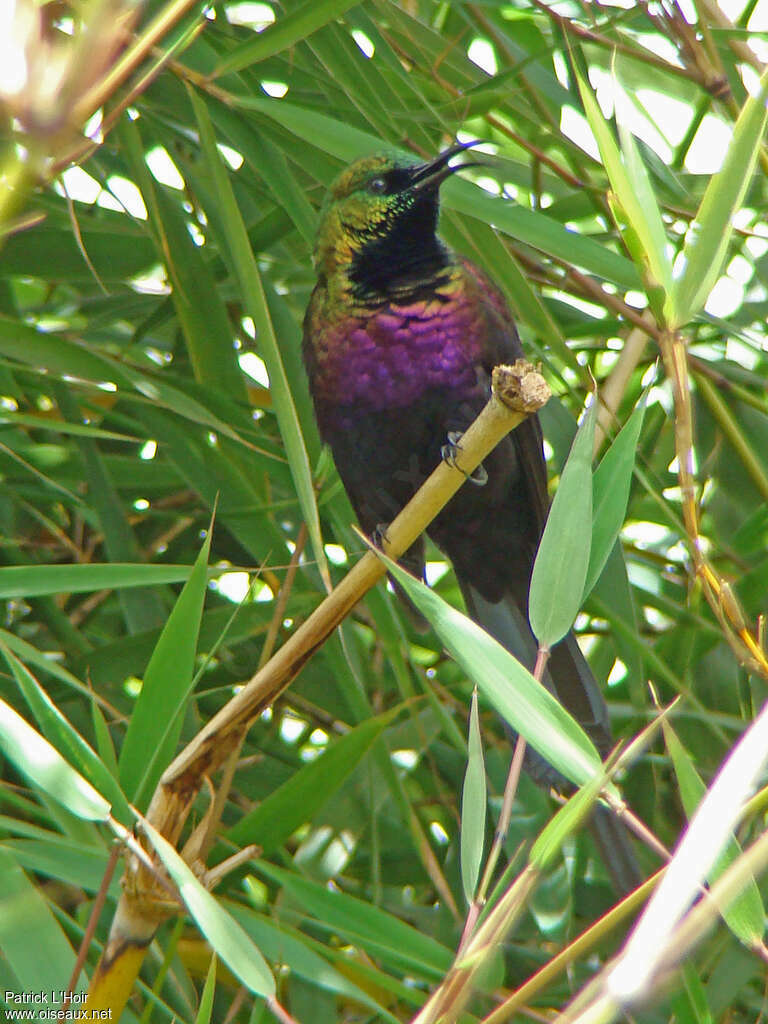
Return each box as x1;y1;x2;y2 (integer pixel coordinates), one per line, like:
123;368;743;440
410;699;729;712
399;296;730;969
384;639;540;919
409;140;486;192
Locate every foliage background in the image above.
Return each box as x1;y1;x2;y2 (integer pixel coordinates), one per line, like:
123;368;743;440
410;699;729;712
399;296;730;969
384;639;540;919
1;0;768;1020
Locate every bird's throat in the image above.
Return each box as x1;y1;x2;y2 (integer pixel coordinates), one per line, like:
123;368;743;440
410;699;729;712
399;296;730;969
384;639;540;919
348;204;452;302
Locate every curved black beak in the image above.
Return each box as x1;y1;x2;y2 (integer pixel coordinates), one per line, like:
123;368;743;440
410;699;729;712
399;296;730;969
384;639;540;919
410;140;486;192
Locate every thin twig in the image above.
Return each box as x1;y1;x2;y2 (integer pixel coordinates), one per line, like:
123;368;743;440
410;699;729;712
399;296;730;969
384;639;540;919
62;842;122;1013
660;330;768;678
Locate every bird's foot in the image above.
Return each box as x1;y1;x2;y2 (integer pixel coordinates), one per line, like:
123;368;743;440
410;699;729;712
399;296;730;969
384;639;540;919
441;430;488;486
372;523;391;549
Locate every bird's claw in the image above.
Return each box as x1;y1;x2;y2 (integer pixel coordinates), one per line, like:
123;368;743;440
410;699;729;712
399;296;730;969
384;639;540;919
440;430;463;468
372;523;390;548
467;464;488;486
441;430;487;486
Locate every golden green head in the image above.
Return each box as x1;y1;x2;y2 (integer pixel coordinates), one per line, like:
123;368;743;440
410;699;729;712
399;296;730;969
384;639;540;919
312;142;481;282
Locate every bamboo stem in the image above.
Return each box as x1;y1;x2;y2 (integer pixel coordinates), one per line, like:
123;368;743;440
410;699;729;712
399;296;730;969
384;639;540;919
86;360;550;1016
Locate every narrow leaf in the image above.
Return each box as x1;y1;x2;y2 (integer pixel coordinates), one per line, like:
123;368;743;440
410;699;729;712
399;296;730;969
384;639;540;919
618;121;673;287
574;67;673;297
0;700;111;821
229;904;400;1022
255;860;453;977
529;400;597;648
0;562;196;598
215;0;362;74
141;821;275;998
529;769;605;871
663;719;764;948
610;699;768;1002
460;688;487;905
2;643;131;823
585;390;647;595
673;69;768;326
0;848;75;998
119;116;248;401
196;954;217;1024
190;88;329;589
119;530;212;809
375;549;605;790
226;714;388;849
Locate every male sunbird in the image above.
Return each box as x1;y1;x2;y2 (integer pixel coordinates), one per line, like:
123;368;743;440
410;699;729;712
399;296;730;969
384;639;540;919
303;144;640;893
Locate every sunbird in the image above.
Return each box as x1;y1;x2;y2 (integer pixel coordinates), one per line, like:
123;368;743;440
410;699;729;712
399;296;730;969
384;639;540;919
303;143;640;893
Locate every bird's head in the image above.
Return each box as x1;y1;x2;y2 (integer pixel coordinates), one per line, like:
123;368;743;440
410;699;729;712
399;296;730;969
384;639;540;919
312;142;481;282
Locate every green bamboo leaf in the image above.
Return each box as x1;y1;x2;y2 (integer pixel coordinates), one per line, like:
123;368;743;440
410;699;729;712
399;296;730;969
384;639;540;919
0;700;111;822
575;66;673;300
0;411;137;441
137;404;291;565
0;315;253;445
375;549;604;790
215;0;362;75
141;821;275;998
1;219;156;281
0;562;197;598
190;88;329;588
229;904;401;1021
2;836;113;894
91;699;120;782
196;954;217;1024
591;543;644;707
0;848;75;998
529;769;605;871
210;107;317;245
460;688;486;905
0;628;105;701
673;69;768;327
663;720;764;948
54;382;164;633
119;529;212;809
529;401;597;648
1;643;131;823
674;964;712;1024
585;390;647;596
255;860;453;977
226;714;389;849
119;117;248;401
308;23;400;139
671;72;768;325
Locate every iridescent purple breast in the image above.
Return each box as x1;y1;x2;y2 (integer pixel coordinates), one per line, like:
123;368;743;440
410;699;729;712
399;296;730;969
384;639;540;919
306;275;495;432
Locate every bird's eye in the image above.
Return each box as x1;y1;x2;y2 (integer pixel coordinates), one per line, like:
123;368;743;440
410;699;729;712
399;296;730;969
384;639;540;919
369;177;388;194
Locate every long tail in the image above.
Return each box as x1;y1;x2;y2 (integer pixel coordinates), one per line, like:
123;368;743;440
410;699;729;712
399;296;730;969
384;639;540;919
461;580;642;895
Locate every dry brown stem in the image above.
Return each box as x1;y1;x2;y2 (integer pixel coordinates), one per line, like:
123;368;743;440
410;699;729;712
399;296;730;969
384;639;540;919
659;330;768;678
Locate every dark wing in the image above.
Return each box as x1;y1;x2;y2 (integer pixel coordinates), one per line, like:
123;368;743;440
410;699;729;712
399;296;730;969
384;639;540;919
459;257;550;535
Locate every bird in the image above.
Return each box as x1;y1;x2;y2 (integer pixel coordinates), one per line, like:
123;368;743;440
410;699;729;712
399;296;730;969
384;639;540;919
302;142;641;895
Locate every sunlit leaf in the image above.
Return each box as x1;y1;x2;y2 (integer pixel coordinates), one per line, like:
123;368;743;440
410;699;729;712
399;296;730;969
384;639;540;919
460;688;486;905
575;66;673;304
673;70;768;326
142;821;276;998
663;718;765;948
0;700;111;822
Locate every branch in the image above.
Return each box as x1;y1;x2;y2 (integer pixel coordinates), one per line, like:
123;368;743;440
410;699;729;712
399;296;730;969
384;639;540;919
85;360;550;1017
